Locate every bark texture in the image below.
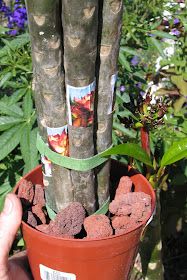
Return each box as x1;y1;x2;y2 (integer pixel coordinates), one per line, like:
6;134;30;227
25;0;73;212
62;0;99;214
96;0;123;207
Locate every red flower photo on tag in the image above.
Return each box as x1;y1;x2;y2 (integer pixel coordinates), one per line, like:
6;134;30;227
67;81;95;127
47;126;69;156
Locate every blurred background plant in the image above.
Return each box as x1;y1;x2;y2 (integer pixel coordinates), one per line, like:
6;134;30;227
0;0;186;278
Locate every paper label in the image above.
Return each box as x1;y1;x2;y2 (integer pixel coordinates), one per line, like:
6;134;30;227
41;155;52;177
108;73;117;114
47;125;69;156
66;81;95;127
40;264;76;280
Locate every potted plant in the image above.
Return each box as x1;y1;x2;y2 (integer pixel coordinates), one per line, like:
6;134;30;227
14;0;156;279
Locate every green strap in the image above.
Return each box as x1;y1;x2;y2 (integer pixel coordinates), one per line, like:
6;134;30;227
37;133;112;172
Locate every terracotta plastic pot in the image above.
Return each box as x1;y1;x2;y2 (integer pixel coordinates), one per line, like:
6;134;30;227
14;160;156;280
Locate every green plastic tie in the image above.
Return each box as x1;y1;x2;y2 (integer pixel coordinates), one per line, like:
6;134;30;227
37;133;112;172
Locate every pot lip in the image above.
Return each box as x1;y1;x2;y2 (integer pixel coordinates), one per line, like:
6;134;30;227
15;164;156;243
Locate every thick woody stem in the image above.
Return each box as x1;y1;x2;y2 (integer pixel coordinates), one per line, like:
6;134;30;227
25;0;73;212
96;0;123;207
62;0;99;214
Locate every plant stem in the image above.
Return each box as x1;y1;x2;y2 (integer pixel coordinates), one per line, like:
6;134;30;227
25;0;73;212
96;0;123;207
62;0;99;214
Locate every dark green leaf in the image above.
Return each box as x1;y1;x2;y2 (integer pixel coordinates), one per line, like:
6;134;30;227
0;33;30;58
101;143;153;167
46;204;56;220
120;47;140;57
119;52;132;72
8;88;27;105
0;101;23;117
147;37;165;58
0;72;12;87
94;197;110;215
161;139;187;167
0;124;25;161
20;126;38;174
23;90;33;119
113;122;136;138
0;116;23;131
151;30;177;40
0;181;12;212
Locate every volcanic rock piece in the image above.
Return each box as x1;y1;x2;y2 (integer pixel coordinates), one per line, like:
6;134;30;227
33;184;45;206
36;224;74;238
27;211;37;227
84;214;113;239
17;179;34;205
112;216;138;235
109;192;151;216
115;176;133;198
49;202;86;236
32;204;46;224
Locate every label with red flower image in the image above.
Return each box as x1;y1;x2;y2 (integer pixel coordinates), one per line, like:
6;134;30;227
47;125;69;156
108;73;117;114
41;155;52;177
66;81;95;127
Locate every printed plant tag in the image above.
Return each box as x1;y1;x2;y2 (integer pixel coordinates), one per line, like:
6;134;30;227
41;155;52;177
108;73;117;114
47;125;69;156
66;80;95;127
40;264;76;280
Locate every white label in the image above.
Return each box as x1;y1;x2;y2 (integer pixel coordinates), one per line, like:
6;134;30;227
40;264;76;280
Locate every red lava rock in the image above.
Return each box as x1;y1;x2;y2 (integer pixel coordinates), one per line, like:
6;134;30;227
112;216;130;230
33;184;45;207
17;179;34;205
109;192;151;216
130;202;146;221
27;211;37;227
109;200;132;216
112;216;139;235
115;176;133;198
115;223;138;235
36;223;74;238
32;204;46;224
50;202;86;236
84;214;113;239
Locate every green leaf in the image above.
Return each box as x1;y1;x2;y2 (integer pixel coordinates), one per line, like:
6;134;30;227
0;124;25;161
101;143;153;167
148;37;165;58
0;72;12;87
120;47;140;57
46;204;56;220
161;139;187;167
17;238;25;247
20;126;38;174
94;197;110;215
151;30;177;40
119;52;132;72
0;33;30;58
0;101;23;117
113;122;136;138
8;88;27;105
0;181;12;212
23;90;33;119
0;116;23;131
